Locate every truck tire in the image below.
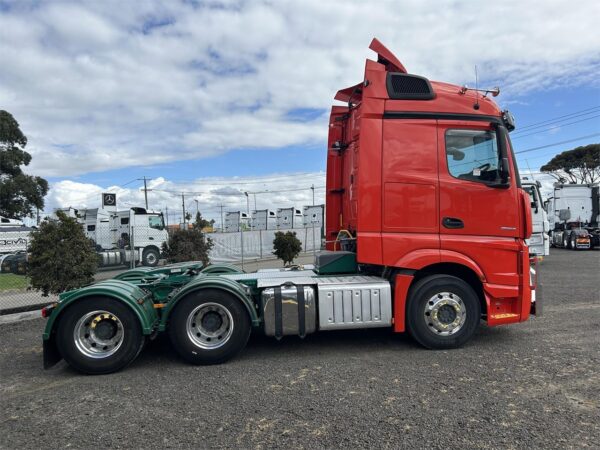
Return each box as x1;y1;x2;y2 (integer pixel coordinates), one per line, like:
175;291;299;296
142;247;159;267
55;297;145;374
168;289;251;365
406;274;481;350
563;233;570;249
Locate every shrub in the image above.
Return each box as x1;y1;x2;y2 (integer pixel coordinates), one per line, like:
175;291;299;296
273;231;302;266
28;210;98;296
161;228;213;265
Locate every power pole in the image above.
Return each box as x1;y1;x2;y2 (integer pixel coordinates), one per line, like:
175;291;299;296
138;176;149;209
311;184;315;205
165;206;169;227
181;192;186;229
219;204;225;232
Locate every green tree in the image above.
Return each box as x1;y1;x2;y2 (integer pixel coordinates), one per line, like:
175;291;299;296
0;110;49;219
272;231;302;266
28;211;98;296
161;228;213;265
540;144;600;184
193;211;213;230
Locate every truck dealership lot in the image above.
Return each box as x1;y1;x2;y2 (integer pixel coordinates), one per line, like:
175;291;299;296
1;249;598;449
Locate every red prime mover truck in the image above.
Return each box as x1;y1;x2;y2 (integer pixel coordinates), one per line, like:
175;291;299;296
42;39;538;374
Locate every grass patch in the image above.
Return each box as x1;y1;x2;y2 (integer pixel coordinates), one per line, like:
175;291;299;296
0;273;30;291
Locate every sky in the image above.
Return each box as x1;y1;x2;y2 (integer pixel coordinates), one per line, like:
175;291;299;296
1;0;599;225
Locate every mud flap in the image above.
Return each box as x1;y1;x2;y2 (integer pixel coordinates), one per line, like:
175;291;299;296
43;337;61;369
531;281;543;317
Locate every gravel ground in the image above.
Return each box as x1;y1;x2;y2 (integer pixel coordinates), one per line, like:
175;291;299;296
0;249;598;449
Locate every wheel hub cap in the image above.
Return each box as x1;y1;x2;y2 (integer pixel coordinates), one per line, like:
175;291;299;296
186;303;234;350
424;292;467;336
74;311;124;358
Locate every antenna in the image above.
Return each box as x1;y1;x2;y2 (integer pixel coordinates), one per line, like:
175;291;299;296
459;65;500;100
474;65;480;110
525;159;537;181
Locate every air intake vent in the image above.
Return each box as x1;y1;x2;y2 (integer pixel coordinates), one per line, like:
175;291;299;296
386;73;435;100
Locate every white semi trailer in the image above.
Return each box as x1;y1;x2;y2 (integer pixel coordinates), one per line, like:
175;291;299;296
251;209;277;230
224;211;250;232
276;207;303;229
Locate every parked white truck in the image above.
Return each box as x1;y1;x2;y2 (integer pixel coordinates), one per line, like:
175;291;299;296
521;181;550;257
1;207;168;273
546;183;600;250
0;216;31;274
76;207;168;266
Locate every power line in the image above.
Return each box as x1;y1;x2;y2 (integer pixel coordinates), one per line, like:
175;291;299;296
514;133;600;155
513;105;600;133
511;114;600;140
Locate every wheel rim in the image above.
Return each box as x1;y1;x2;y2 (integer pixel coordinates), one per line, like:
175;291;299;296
73;310;124;358
146;252;157;265
423;292;467;336
186;302;234;350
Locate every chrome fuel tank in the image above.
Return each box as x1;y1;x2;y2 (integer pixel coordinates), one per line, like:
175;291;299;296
261;284;316;338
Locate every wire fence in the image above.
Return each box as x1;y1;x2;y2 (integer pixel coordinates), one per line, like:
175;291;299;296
0;217;324;315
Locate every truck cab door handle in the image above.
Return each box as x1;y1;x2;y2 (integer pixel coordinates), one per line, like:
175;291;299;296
442;217;464;229
148;237;154;240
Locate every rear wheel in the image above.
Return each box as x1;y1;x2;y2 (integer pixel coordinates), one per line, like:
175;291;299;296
168;289;251;365
406;275;481;349
55;297;144;374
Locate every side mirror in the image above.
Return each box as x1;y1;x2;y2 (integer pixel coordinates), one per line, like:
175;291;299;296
530;201;539;213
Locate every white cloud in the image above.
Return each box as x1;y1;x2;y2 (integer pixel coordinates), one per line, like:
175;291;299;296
0;0;599;177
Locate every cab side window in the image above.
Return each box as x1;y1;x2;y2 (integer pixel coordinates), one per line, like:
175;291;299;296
445;129;499;183
148;216;163;230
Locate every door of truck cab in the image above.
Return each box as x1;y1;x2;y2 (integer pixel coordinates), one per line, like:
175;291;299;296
437;120;521;285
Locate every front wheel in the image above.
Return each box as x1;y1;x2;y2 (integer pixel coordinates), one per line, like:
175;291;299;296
55;297;145;374
168;289;251;365
142;247;160;267
406;275;481;349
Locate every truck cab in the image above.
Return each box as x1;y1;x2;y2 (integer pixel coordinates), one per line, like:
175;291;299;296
326;38;534;329
547;183;600;249
78;207;167;266
522;180;550;257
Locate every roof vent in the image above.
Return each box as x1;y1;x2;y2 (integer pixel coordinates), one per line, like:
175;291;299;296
386;73;435;100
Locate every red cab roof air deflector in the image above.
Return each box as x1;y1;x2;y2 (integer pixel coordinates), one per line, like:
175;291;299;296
369;38;407;73
335;38;407;103
334;83;363;103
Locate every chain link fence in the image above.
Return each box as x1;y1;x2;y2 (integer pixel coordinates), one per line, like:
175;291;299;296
0;216;324;315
